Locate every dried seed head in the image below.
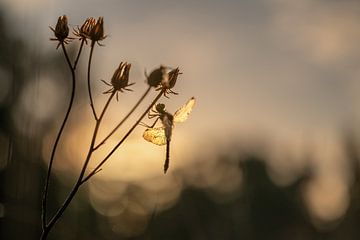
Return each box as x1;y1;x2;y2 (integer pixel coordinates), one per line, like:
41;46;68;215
157;66;181;98
50;15;71;48
146;65;167;88
80;17;96;37
164;67;180;89
89;17;106;43
54;15;69;41
74;17;96;43
111;62;133;91
102;62;134;100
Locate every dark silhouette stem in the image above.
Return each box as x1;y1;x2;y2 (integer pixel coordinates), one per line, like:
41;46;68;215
42;91;115;239
41;42;76;232
94;86;152;150
73;39;85;70
81;90;163;184
88;41;97;120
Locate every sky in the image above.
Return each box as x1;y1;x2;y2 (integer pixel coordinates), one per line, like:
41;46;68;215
4;0;360;136
2;0;360;225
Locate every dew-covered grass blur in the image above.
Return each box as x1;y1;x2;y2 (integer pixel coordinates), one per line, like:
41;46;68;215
2;0;360;239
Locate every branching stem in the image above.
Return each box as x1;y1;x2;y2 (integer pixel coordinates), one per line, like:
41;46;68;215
81;90;163;184
42;21;170;240
41;91;115;239
41;41;76;236
73;39;85;70
94;86;152;150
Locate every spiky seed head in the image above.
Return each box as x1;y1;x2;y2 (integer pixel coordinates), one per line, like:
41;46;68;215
74;17;96;42
111;62;132;91
89;17;106;42
164;67;180;89
146;65;167;88
51;15;69;42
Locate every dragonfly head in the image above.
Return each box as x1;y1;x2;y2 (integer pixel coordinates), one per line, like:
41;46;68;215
155;103;166;113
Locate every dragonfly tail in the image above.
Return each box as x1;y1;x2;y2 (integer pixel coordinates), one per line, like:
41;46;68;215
164;140;170;173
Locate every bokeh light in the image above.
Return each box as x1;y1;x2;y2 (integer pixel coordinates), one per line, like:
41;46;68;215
2;0;360;239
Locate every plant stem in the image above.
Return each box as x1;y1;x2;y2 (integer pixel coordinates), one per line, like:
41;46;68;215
81;90;163;184
94;86;152;150
88;41;97;120
42;91;115;239
73;39;85;70
41;42;76;230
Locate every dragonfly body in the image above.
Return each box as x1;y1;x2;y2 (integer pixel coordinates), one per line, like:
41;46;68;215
160;112;173;141
143;97;195;173
159;111;173;172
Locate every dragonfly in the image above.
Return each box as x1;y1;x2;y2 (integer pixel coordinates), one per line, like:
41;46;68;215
142;97;196;173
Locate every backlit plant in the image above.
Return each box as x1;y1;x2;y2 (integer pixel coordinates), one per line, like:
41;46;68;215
41;15;195;239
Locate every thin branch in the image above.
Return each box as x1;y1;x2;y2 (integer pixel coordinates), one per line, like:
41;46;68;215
42;91;115;239
88;41;98;120
81;90;164;184
98;91;115;121
41;42;76;230
83;167;102;181
94;86;152;150
73;39;85;70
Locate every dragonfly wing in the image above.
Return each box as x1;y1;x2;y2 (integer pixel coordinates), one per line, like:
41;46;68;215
143;127;167;146
173;97;196;123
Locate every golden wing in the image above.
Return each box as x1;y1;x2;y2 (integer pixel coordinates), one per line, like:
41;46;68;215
143;127;167;146
173;97;196;123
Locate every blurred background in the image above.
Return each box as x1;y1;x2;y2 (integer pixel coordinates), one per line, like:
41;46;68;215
1;0;360;239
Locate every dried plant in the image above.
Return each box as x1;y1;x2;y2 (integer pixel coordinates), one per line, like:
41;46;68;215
41;15;195;239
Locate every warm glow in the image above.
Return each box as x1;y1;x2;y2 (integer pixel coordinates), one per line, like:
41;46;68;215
304;174;349;224
16;0;360;235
